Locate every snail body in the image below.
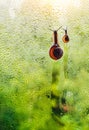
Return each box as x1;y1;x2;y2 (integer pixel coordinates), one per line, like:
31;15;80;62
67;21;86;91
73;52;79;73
62;29;69;43
49;30;63;60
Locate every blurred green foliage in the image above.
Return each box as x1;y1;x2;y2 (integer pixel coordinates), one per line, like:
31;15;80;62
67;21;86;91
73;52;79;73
0;0;89;130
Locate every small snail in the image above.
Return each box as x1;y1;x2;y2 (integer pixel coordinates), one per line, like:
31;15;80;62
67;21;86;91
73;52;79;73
49;27;63;60
62;27;69;43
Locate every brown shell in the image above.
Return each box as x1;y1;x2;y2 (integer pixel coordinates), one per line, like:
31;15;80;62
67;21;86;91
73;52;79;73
49;44;63;60
49;45;58;60
62;35;69;43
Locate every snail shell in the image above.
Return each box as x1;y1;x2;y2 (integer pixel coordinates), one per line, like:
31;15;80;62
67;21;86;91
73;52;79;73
49;44;63;60
62;34;69;43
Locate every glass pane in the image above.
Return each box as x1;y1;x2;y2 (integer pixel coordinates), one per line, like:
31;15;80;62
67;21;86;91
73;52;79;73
0;0;89;130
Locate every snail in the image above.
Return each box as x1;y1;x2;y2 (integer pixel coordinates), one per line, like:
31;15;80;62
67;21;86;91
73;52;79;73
49;27;63;60
62;27;69;43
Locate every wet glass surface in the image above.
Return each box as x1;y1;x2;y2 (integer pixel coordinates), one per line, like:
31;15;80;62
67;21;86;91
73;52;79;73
0;0;89;130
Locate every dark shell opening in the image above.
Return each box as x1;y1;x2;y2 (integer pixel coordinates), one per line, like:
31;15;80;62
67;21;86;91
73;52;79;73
53;47;63;59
